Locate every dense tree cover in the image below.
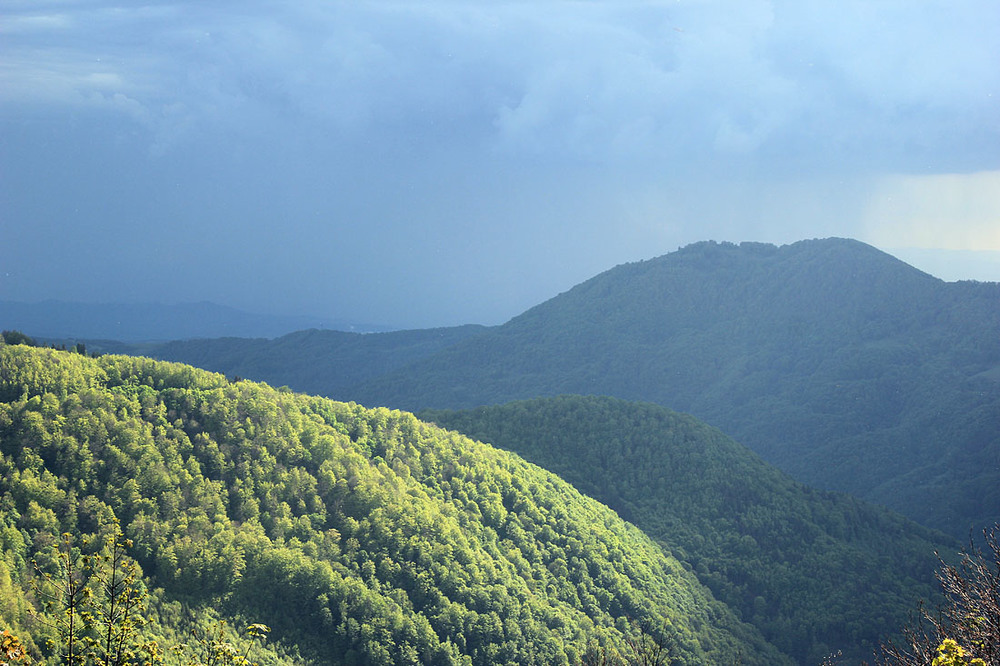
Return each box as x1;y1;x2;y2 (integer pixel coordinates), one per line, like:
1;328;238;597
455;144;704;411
19;521;274;666
421;395;957;664
341;239;1000;538
0;344;789;665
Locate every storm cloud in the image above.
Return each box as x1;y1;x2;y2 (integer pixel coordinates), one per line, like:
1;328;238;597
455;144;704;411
3;1;998;327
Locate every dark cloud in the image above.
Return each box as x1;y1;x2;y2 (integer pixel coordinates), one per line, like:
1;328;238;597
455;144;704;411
6;1;996;167
2;1;998;327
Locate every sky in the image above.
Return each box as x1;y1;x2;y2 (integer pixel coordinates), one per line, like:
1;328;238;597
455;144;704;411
2;1;999;329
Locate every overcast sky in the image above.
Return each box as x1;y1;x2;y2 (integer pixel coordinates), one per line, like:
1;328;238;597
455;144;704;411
2;1;998;328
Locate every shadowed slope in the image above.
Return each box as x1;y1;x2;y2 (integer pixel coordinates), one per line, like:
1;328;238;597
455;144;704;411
422;395;955;664
349;239;1000;536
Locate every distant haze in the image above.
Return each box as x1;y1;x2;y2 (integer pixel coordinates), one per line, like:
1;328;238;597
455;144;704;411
2;1;998;329
0;300;395;342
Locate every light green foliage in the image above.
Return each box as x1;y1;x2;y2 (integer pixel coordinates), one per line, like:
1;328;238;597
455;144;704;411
28;524;165;666
574;619;673;666
0;346;788;665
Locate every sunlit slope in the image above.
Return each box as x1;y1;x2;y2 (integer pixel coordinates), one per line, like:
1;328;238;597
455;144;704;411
350;239;1000;536
0;344;789;666
421;395;955;665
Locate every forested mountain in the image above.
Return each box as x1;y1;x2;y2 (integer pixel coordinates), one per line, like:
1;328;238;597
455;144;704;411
340;239;1000;537
420;395;955;665
0;343;789;665
73;240;999;538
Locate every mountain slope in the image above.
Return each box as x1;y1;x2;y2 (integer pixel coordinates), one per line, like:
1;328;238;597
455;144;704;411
0;343;787;665
420;395;955;664
346;239;1000;536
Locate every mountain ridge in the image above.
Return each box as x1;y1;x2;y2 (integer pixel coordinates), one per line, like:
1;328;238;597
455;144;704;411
125;325;492;397
340;239;1000;537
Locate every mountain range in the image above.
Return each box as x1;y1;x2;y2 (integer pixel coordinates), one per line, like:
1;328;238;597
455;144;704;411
4;237;996;663
95;238;1000;539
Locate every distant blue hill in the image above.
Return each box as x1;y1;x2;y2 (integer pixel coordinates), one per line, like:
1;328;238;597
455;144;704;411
0;300;391;341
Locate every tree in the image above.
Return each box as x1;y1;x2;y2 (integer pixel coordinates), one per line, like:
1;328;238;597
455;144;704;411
31;525;160;666
174;622;270;666
28;527;269;666
577;621;674;666
30;533;93;666
880;525;1000;665
1;331;36;347
929;639;985;666
89;525;152;666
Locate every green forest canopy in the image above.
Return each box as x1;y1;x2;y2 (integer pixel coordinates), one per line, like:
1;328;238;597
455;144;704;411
0;343;788;665
421;395;955;665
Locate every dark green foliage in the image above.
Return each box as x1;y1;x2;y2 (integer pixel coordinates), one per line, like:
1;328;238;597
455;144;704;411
2;331;38;347
0;346;789;665
343;239;1000;537
421;395;956;664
